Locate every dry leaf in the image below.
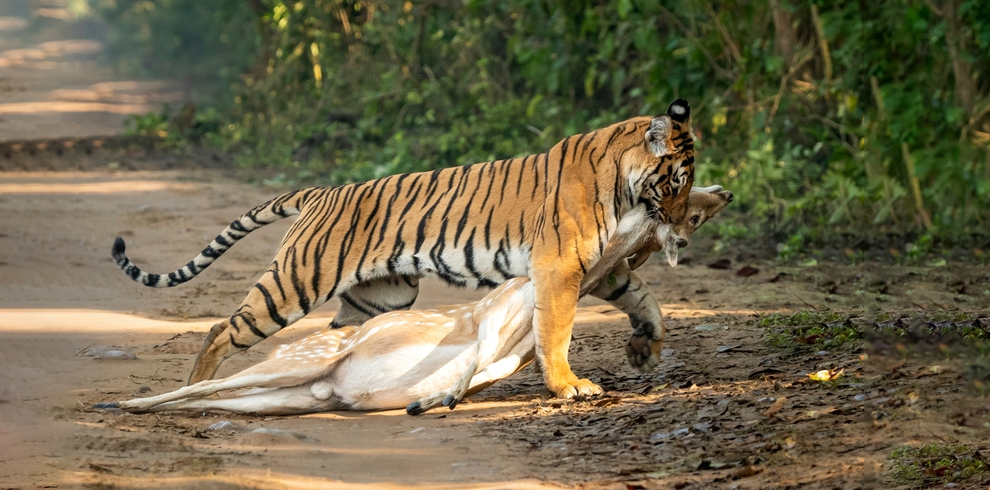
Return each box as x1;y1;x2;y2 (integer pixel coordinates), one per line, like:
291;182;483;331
737;265;760;277
762;396;787;417
707;258;732;270
806;406;837;419
731;465;763;479
808;368;844;382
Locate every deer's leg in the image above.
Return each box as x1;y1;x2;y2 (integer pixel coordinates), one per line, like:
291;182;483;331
145;385;345;415
112;372;302;413
407;279;535;415
587;262;665;373
114;328;356;412
462;329;537;397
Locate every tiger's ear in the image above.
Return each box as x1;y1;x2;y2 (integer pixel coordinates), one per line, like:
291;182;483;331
667;99;691;123
645;115;672;157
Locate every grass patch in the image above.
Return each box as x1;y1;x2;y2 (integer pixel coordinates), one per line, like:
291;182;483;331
889;443;990;487
760;311;990;354
758;311;863;352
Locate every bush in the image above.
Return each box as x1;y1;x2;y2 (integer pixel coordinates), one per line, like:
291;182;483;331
94;0;990;246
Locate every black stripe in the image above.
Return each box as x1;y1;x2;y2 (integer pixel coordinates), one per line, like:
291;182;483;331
387;222;408;275
493;240;513;280
463;229;498;289
254;283;286;329
481;160;498;211
238;312;268;340
340;292;376;317
215;235;233;247
230;333;250;349
453;167;481;247
515;155;528;198
376;174;409;248
312;185;355;295
288;249;311;314
361;177;387;232
330;191;365;290
483;207;494;250
550;136;571;255
500;157;513;205
603;278;631;302
531;155;540;200
271;267;287;301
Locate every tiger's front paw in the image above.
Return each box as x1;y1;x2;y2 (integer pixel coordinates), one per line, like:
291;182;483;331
626;333;662;374
552;378;603;400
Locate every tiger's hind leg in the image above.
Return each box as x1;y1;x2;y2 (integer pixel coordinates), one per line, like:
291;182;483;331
330;276;420;328
188;265;321;385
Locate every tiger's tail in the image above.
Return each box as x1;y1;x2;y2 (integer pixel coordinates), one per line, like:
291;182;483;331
112;188;318;288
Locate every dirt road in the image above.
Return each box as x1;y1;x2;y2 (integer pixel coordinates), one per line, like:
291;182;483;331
0;3;183;141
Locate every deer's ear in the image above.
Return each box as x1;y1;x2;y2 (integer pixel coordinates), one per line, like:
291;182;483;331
691;185;723;194
644;115;672;157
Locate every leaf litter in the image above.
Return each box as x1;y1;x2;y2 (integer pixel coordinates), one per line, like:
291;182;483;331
467;261;990;488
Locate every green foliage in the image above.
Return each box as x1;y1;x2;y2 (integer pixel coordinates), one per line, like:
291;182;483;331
123;104;225;148
759;311;863;351
94;0;261;103
889;443;990;486
761;310;990;352
94;0;990;243
123;108;180;147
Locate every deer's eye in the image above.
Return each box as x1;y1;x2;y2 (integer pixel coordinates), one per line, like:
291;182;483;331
690;215;701;225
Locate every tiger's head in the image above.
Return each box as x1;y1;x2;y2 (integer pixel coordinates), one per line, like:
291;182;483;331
623;99;696;224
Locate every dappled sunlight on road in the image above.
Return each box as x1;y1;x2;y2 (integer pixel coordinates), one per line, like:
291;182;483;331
0;100;163;115
62;470;561;490
0;309;342;334
0;179;199;194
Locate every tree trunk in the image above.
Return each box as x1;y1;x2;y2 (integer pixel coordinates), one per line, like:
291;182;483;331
942;0;977;117
809;5;832;82
769;0;797;67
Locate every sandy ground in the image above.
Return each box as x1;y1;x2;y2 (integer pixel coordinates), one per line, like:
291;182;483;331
2;4;990;490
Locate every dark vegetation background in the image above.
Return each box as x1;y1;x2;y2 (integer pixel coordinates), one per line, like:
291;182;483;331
61;0;990;254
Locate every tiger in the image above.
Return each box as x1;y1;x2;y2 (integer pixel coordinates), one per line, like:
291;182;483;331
111;99;697;399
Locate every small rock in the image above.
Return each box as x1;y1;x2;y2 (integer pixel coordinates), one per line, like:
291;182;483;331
77;345;137;360
695;324;727;332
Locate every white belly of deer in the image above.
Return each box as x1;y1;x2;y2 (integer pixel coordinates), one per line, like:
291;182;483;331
331;343;478;410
